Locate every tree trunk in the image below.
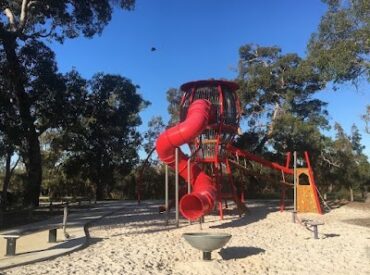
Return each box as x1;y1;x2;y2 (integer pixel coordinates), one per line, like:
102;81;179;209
1;33;42;207
1;149;12;210
349;187;354;202
1;149;19;210
328;183;333;193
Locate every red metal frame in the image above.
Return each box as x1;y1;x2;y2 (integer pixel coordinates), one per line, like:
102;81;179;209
226;144;293;175
304;151;323;214
154;79;322;220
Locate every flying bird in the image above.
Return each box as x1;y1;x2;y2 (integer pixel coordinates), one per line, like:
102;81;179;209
151;47;157;52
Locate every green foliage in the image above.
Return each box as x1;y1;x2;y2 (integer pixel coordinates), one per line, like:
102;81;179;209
362;105;370;134
55;73;148;200
308;0;370;84
0;0;136;206
166;88;182;125
0;0;135;42
143;116;165;155
327;123;369;199
237;44;328;155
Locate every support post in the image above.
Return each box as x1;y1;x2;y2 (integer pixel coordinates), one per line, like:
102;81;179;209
203;251;211;261
187;158;191;224
293;151;297;222
63;203;69;238
313;225;319;239
187;158;191;194
165;164;169;226
175;148;179;228
280;171;286;212
49;228;57;243
5;237;18;256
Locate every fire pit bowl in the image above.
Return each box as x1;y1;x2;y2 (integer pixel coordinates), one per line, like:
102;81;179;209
182;232;232;260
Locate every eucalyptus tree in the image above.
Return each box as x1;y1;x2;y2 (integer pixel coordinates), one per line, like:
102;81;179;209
0;49;22;209
143;116;165;155
363;106;370;134
0;0;135;206
308;0;369;84
60;73;148;200
308;0;370;137
166;88;182;126
237;44;329;157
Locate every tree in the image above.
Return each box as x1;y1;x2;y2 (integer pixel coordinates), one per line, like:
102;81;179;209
307;1;370;131
143;116;165;155
166;88;183;126
236;44;328;156
0;0;135;206
307;0;369;84
325;123;370;201
59;73;148;200
0;55;22;209
362;105;370;134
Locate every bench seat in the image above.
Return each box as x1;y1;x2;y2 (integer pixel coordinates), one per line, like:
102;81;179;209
306;220;325;239
1;223;62;256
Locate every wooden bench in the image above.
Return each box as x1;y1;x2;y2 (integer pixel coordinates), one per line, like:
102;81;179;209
40;196;93;212
62;196;92;206
1;203;69;256
1;224;62;256
307;220;325;239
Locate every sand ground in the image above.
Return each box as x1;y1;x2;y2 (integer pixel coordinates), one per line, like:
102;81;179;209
2;200;369;275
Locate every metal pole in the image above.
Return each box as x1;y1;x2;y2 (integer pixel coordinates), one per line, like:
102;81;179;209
187;158;191;225
313;225;319;239
165;164;169;226
187;158;191;194
175;148;179;228
293;151;297;223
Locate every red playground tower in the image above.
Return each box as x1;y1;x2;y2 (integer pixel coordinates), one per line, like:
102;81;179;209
155;80;322;221
156;80;246;221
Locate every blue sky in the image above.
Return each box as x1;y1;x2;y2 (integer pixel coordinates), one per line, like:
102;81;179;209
49;0;370;157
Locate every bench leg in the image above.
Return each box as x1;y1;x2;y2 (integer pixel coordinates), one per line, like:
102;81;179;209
5;238;17;256
292;211;297;223
203;251;211;261
49;228;57;243
313;225;319;239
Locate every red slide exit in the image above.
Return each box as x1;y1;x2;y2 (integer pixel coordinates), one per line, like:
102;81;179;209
156;99;217;220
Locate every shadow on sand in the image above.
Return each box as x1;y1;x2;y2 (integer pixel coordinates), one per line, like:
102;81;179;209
219;246;265;260
210;201;285;229
9;237;105;257
91;200;292;235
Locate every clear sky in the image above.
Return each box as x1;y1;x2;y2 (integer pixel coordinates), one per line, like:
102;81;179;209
48;0;370;158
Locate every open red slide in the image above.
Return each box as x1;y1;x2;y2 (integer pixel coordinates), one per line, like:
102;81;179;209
155;99;217;221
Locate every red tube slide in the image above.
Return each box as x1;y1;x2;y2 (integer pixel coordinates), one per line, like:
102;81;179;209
156;99;217;221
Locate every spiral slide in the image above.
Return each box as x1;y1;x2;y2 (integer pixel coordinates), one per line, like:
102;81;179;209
155;99;217;221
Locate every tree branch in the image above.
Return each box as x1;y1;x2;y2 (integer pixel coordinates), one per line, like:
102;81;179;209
4;8;17;32
19;0;30;32
320;150;341;168
10;155;20;177
20;25;55;41
27;1;39;9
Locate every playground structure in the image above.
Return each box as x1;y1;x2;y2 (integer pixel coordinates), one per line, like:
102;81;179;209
151;80;322;221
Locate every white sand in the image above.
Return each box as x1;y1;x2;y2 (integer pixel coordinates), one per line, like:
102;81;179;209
3;200;370;275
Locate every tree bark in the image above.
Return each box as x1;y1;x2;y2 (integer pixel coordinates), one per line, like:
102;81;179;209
1;150;19;210
349;187;354;202
1;32;42;207
1;149;12;210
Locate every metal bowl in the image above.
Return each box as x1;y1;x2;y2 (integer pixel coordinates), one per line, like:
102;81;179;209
182;232;232;260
